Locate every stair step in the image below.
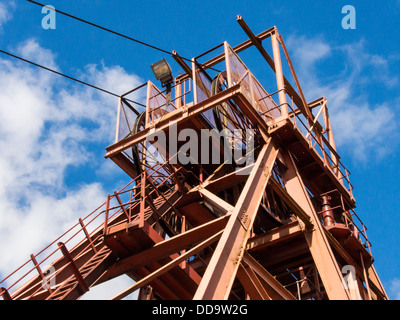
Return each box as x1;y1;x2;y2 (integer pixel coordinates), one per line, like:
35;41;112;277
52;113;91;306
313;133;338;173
49;283;78;300
82;257;104;267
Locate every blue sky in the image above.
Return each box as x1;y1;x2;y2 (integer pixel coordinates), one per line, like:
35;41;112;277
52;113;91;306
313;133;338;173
0;0;399;299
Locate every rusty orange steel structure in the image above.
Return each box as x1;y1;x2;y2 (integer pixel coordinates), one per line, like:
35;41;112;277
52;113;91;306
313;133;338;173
0;16;388;300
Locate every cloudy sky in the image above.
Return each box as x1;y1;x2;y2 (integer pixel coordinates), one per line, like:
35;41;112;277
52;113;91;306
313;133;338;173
0;0;399;299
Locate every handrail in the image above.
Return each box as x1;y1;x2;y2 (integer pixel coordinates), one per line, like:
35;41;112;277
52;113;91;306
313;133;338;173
1;153;186;299
286;100;354;194
0;178;138;299
146;79;192;126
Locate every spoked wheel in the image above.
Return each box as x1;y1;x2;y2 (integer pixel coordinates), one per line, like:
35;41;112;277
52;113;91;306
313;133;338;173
131;111;173;191
211;71;229;132
131;111;146;176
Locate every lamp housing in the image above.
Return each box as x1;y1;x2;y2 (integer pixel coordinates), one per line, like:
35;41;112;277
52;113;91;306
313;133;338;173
151;59;173;86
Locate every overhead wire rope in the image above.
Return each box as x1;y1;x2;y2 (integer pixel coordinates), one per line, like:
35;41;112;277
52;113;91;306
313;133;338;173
0;49;144;114
5;1;224;113
26;0;220;72
26;0;172;56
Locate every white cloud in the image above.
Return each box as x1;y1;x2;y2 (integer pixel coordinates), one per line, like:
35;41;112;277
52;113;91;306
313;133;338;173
0;39;142;297
286;35;399;162
0;1;15;30
333;102;396;161
388;278;400;300
17;38;59;70
288;35;331;68
339;40;399;88
0;183;107;267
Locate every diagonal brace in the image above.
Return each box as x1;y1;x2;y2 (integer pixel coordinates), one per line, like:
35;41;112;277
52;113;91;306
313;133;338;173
111;230;224;300
193;140;279;300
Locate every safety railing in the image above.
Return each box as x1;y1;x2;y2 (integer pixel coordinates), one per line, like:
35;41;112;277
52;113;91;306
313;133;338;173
115;83;147;143
285;99;354;195
146;79;191;126
114;40;353;197
115;78;192;144
0;178;138;300
224;42;281;121
346;209;372;255
196;41;355;197
222;41;355;196
0;155;190;300
190;41;281;124
103;152;190;236
238;81;354;196
114;41;283;147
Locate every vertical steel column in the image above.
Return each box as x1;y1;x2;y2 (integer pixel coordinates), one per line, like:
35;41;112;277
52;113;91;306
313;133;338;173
271;31;288;117
192;58;198;105
175;79;182;109
115;97;121;143
360;252;372;300
145;80;151;127
139;172;146;228
224;41;233;88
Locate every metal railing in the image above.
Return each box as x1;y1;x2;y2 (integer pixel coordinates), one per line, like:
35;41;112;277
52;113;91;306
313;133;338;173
114;78;192;143
146;79;191;126
286;99;354;195
0;178;138;300
221;41;354;196
242;82;354;196
0;155;189;300
115;82;147;143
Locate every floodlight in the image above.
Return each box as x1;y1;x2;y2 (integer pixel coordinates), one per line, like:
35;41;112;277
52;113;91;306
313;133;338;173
151;59;173;86
151;59;174;106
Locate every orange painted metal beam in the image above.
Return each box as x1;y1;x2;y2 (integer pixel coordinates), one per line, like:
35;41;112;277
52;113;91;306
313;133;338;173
98;214;230;283
193;140;279;299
